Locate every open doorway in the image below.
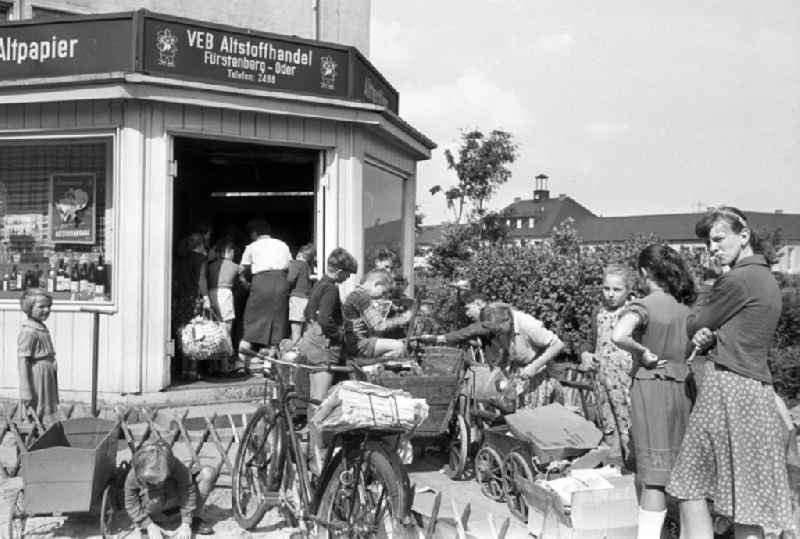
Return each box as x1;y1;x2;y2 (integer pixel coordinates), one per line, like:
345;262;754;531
170;136;319;385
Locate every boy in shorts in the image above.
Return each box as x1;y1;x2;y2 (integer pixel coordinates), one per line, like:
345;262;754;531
207;239;239;374
287;243;315;345
342;269;412;359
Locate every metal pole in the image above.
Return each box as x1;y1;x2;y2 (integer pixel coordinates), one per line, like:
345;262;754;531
91;311;100;417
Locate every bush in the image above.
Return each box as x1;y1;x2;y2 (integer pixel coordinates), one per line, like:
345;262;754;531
770;346;800;406
416;218;796;364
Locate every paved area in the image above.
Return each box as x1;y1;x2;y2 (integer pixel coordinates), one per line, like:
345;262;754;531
0;421;530;539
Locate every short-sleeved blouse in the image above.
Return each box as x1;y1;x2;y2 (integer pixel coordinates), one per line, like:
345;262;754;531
624;290;689;381
18;319;55;360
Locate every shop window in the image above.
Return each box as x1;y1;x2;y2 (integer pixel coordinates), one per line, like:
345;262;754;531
0;138;112;302
528;217;535;228
363;162;405;271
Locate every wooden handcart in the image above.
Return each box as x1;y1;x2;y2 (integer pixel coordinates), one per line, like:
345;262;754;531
358;345;472;479
7;417;126;539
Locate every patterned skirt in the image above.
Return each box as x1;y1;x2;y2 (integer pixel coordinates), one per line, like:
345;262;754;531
630;377;692;486
666;364;795;531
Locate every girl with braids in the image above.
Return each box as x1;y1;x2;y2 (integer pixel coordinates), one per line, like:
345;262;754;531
611;244;696;539
667;207;791;539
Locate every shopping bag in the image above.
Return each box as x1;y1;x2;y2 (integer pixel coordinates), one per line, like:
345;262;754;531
180;309;233;361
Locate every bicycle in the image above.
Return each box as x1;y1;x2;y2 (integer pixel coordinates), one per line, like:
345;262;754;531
231;355;415;538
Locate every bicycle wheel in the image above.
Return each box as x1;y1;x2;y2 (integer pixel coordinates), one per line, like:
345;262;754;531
232;403;287;530
316;441;412;539
99;483;116;539
448;412;469;480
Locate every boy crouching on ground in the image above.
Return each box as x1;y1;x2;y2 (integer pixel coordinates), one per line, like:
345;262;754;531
343;269;412;359
124;441;216;538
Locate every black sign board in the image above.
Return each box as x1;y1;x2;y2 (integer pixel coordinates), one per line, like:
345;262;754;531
142;16;350;98
351;51;399;113
0;15;133;79
0;11;399;114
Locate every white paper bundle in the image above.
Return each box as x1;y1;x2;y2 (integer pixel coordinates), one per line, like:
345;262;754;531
311;381;429;434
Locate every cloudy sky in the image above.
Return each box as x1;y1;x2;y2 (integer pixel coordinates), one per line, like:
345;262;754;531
370;0;800;224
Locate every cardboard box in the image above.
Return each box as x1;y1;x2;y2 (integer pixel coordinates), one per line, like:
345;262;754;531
521;473;638;539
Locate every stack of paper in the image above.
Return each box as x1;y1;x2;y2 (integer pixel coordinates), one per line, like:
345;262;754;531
544;468;616;507
311;380;429;434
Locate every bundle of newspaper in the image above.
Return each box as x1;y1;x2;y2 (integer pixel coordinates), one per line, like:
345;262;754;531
311;380;429;434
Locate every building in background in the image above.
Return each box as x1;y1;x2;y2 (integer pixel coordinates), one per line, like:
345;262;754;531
417;175;800;274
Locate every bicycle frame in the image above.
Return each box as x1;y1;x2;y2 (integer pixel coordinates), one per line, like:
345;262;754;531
259;361;399;533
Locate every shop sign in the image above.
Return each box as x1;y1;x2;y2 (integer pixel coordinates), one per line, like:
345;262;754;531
352;53;399;113
142;16;350;98
0;16;133;80
49;173;96;244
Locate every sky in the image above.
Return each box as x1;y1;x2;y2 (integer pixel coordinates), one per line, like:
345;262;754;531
370;0;800;225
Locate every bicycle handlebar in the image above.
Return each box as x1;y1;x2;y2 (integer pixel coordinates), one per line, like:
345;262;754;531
263;355;355;374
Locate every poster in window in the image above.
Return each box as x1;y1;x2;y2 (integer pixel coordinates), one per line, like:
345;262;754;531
49;173;96;244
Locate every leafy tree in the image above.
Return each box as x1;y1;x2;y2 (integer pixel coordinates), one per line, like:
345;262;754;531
430;129;519;223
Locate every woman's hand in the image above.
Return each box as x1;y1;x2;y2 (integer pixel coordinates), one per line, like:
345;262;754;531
692;328;716;351
640;349;666;369
579;351;596;371
202;295;211;311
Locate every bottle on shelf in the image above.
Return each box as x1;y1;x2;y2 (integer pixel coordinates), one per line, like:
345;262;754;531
10;265;18;291
36;264;45;289
15;266;24;291
2;271;9;292
87;261;97;298
46;265;56;293
78;255;90;299
56;259;67;292
94;254;107;300
69;261;80;300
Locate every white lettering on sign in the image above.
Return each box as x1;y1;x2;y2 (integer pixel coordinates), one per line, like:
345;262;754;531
187;30;213;50
187;26;319;87
0;36;78;64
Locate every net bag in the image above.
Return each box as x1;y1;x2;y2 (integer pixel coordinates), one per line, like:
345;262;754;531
179;311;233;362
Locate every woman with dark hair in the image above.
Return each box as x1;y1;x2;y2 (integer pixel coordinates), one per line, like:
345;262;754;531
237;219;292;373
611;244;696;538
667;207;791;539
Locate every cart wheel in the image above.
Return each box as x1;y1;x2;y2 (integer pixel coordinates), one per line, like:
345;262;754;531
448;413;470;480
474;445;505;501
7;489;26;538
99;483;116;539
502;449;534;522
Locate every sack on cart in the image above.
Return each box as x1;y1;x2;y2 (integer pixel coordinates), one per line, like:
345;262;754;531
179;311;233;362
311;380;429;434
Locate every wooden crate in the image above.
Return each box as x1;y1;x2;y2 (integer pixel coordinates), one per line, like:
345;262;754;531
21;418;120;515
